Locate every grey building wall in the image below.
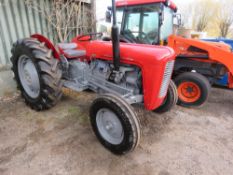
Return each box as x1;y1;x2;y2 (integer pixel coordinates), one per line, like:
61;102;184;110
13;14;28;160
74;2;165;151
0;0;92;67
0;0;93;97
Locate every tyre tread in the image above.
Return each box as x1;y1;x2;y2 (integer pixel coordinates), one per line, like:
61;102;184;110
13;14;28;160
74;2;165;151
11;38;63;111
174;72;211;107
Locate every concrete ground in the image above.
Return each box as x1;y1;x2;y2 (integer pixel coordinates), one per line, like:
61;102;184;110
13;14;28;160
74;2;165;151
0;70;16;97
0;88;232;175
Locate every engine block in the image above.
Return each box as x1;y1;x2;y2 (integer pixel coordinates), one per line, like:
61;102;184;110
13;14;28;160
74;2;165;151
64;60;143;104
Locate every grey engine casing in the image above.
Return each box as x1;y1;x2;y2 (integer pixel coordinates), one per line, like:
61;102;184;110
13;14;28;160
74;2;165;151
65;60;142;102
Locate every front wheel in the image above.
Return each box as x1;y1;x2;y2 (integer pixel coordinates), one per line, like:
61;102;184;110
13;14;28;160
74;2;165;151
154;80;178;113
90;94;141;155
174;72;211;107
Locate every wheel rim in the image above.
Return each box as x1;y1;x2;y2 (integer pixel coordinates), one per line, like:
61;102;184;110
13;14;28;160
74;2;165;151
178;82;201;103
18;55;40;98
96;108;124;145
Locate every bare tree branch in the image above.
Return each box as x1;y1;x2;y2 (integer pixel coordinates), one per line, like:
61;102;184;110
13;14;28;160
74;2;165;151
217;0;233;38
25;0;95;42
192;0;216;32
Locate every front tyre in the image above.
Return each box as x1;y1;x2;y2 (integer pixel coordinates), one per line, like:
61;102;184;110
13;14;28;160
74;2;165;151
154;80;178;113
11;38;63;111
90;94;141;155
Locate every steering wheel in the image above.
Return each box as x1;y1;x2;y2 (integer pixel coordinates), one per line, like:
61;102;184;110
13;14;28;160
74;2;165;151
135;31;151;44
77;33;103;41
121;30;138;43
122;30;151;44
119;35;135;43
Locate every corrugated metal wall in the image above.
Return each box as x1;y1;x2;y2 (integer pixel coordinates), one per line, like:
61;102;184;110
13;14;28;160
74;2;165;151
0;0;92;66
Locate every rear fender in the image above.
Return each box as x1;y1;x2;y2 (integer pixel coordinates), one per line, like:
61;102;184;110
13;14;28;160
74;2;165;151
31;34;60;59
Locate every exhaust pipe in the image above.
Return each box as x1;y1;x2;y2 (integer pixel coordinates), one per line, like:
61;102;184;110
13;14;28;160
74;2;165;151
111;0;120;71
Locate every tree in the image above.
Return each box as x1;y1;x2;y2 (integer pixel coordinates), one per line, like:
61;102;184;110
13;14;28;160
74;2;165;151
176;2;192;28
192;0;217;32
177;0;217;32
216;0;233;38
25;0;95;42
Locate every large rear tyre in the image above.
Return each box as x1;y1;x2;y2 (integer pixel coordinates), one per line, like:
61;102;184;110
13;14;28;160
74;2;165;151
90;94;141;155
174;72;211;107
154;80;178;113
11;38;63;111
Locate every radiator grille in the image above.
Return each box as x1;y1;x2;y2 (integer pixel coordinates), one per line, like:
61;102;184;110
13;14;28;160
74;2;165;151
159;61;175;98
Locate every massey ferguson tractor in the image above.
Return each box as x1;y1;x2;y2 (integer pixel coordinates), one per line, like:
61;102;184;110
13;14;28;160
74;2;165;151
10;0;177;154
108;0;233;107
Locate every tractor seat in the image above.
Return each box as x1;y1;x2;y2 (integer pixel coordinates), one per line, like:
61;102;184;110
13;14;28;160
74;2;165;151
58;43;86;58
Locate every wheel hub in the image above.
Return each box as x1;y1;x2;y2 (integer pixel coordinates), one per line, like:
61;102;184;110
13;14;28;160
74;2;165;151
18;55;40;98
105;121;113;131
96;108;124;145
178;82;201;103
24;70;32;84
186;86;194;94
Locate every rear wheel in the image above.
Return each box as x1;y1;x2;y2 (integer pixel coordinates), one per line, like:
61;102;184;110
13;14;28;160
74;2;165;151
174;72;211;107
154;80;178;113
90;94;141;155
11;38;63;111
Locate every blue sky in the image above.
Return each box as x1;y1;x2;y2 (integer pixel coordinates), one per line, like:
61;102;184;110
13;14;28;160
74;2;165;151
96;0;193;20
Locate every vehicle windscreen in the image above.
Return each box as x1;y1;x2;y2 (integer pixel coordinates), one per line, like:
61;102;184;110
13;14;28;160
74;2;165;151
161;7;174;41
116;4;174;44
118;4;161;44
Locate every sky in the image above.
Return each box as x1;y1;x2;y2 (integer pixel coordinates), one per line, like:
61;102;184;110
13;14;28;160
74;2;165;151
96;0;194;20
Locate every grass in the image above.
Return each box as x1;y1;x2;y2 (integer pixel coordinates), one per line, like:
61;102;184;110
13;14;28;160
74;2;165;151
0;65;11;72
3;90;15;98
67;106;89;125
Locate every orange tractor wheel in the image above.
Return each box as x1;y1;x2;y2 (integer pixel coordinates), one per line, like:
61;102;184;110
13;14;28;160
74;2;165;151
174;72;211;107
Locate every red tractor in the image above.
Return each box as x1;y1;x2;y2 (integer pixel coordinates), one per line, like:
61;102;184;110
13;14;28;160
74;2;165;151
10;0;177;154
108;0;233;107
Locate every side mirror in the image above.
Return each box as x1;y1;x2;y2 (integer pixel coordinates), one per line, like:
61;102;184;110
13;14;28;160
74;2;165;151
164;0;171;7
107;6;112;11
159;12;164;26
174;14;182;27
105;10;112;23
